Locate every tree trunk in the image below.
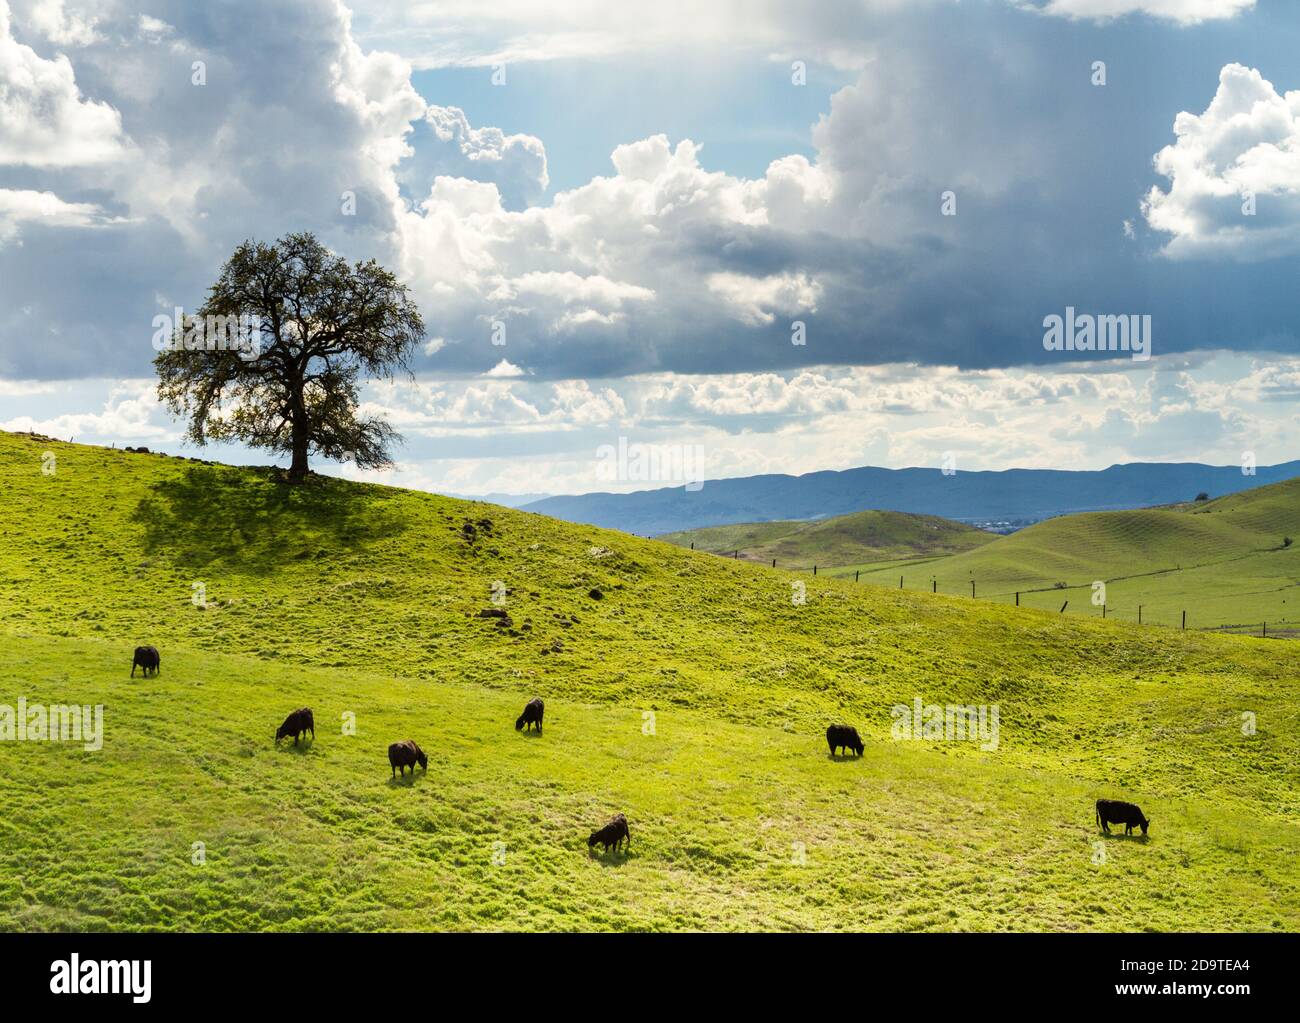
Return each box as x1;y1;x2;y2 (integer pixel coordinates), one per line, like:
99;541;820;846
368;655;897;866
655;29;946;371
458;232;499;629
288;382;309;480
288;438;309;480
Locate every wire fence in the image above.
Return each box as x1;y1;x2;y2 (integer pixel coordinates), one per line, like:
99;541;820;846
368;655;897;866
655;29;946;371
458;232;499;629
682;543;1294;639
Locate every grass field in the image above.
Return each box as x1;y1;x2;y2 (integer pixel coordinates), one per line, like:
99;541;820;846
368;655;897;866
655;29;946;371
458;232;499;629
839;482;1300;632
658;509;993;569
1;430;1298;931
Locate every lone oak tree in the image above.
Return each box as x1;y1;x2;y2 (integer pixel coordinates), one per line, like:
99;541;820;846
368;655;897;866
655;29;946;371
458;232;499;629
155;232;425;481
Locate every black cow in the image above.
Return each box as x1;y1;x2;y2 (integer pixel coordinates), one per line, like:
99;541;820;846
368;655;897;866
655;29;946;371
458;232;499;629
587;813;630;854
1096;799;1150;836
130;645;160;678
516;697;544;733
826;724;864;757
389;739;428;778
275;707;315;745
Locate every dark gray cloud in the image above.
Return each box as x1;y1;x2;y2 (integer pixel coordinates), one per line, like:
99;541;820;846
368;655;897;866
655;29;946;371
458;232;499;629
0;0;1294;387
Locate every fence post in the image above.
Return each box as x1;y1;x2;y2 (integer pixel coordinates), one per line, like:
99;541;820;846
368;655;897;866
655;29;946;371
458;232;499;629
813;565;817;576
733;550;738;559
690;542;694;550
970;581;975;598
1138;604;1142;625
1263;621;1266;638
932;580;937;593
1060;600;1069;613
1102;604;1107;618
855;570;860;582
1181;610;1186;630
1015;592;1020;606
899;576;903;589
772;558;776;568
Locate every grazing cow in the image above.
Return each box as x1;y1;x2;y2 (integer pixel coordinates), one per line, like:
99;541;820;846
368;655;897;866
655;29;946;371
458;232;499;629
516;697;544;733
275;707;315;746
587;813;630;854
388;739;428;778
1096;799;1150;836
826;724;864;757
130;645;160;678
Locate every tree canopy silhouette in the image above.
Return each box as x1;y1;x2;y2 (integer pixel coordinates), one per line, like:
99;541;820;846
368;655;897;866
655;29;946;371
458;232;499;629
155;232;425;481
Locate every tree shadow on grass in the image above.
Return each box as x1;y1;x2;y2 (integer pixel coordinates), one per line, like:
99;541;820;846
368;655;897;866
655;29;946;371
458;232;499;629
130;464;409;574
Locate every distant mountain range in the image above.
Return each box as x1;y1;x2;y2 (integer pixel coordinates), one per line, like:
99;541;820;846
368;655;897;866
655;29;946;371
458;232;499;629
517;461;1300;536
451;491;552;509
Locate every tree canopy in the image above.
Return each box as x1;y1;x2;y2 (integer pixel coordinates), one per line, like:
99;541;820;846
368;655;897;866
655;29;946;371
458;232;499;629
155;232;425;480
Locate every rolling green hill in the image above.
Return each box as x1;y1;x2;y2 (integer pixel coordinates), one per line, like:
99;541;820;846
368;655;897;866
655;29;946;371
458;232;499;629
1;430;1298;932
659;509;994;569
843;479;1300;632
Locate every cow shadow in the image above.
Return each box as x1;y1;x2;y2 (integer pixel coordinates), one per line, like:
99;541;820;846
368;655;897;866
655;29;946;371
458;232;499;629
1098;831;1151;843
517;729;544;740
275;739;315;755
386;771;423;787
589;848;631;866
130;464;408;575
827;752;863;762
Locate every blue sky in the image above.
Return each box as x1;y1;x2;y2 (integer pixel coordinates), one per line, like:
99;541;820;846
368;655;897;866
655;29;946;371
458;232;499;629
409;56;848;199
0;0;1298;496
409;2;1300;201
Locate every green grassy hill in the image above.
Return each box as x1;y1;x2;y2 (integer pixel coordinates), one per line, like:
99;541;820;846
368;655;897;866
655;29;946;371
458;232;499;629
659;509;994;569
844;480;1300;632
1;430;1298;931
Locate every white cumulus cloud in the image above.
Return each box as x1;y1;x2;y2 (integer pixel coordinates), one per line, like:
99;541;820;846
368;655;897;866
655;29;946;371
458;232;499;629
1143;63;1300;260
1016;0;1253;24
0;0;126;166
